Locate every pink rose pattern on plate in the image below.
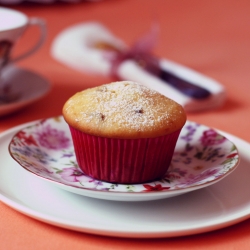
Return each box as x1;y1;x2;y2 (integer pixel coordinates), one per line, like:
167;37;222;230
9;116;239;193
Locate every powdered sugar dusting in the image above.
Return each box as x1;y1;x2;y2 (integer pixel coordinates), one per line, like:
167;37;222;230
63;81;186;138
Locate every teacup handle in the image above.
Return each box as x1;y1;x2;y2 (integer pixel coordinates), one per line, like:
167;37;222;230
11;17;46;63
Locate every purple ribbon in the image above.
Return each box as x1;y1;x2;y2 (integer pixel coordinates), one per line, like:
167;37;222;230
108;25;211;99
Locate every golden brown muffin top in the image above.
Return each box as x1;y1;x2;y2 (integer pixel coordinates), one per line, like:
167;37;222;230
62;81;186;139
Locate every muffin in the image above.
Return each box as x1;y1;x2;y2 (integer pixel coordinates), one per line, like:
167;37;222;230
63;81;186;184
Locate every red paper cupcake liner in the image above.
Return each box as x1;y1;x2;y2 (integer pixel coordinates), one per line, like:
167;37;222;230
69;126;181;184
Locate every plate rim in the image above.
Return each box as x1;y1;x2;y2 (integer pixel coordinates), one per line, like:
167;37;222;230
8;117;240;201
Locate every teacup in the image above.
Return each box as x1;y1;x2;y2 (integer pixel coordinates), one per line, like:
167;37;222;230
0;7;46;102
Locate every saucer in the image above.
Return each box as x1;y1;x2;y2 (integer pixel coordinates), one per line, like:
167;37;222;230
0;66;51;117
9;117;239;201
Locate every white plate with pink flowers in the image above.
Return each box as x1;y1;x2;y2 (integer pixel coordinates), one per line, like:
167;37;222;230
8;116;239;201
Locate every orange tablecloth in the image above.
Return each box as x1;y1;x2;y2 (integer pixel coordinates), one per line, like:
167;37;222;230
1;0;250;249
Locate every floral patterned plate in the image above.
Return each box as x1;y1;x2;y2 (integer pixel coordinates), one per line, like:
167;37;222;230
9;116;240;201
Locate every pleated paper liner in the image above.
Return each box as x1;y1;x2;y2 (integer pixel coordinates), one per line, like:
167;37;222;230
69;126;181;184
